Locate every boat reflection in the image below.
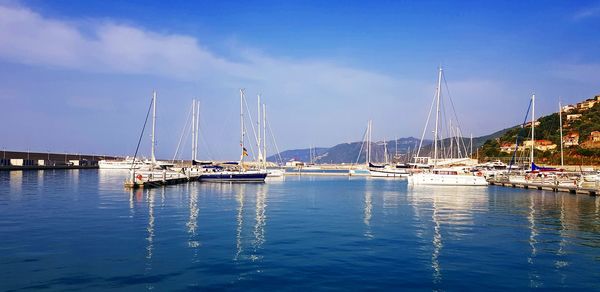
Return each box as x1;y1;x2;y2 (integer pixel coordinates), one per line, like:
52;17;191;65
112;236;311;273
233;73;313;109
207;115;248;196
407;186;489;285
363;180;373;239
234;184;268;262
188;183;201;251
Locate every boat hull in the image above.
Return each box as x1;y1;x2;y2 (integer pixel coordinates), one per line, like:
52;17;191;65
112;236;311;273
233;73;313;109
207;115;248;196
408;173;488;186
369;169;409;178
200;171;267;182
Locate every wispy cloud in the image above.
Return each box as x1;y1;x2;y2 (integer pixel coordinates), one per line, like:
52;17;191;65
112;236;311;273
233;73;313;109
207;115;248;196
572;4;600;20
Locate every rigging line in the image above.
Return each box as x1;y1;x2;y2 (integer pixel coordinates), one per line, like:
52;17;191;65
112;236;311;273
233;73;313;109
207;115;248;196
199;132;214;161
416;88;438;160
509;98;533;171
354;123;370;166
244;124;257;160
197;108;216;161
442;70;469;158
266;118;284;165
131;96;154;169
172;104;193;163
242;95;260;153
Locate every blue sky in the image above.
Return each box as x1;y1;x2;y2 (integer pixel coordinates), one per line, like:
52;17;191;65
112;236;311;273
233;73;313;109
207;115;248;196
1;0;599;160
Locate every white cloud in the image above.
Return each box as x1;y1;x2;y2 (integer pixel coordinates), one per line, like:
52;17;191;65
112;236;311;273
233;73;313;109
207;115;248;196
0;4;514;156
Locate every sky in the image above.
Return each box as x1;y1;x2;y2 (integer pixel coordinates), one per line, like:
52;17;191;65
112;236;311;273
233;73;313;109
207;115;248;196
0;0;599;160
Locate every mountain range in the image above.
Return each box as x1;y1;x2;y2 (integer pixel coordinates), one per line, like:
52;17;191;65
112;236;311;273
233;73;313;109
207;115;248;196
268;127;510;164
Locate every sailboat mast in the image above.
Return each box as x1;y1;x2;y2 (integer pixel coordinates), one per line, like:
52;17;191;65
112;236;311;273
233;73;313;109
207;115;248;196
263;103;267;169
151;90;157;165
384;139;389;164
191;99;196;162
559;99;564;167
531;94;535;166
195;100;200;161
240;89;245;163
470;133;473;158
257;94;262;164
366;122;369;164
433;67;442;167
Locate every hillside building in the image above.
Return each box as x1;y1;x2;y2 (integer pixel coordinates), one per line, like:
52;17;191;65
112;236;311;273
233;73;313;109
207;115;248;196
563;132;579;147
523;140;557;151
499;142;517;153
561;104;575;113
591;131;600;142
566;114;582;121
577;99;597;110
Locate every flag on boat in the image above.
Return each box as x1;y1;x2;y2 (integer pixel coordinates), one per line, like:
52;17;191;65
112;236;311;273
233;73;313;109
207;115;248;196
242;147;248;156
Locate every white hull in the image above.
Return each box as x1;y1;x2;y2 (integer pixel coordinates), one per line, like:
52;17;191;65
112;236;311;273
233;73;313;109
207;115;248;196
266;169;285;177
408;173;488;186
349;169;371;176
369;169;409;178
98;160;145;169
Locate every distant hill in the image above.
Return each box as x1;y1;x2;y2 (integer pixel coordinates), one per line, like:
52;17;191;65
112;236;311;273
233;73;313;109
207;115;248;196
268;137;424;164
267;120;523;165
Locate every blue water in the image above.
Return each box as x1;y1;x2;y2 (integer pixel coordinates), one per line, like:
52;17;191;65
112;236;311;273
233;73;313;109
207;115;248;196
1;170;600;291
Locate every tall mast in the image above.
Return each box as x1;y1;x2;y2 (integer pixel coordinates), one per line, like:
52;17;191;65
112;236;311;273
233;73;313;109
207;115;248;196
191;99;196;162
195;100;200;161
240;89;245;163
257;94;262;164
470;133;473;158
263;103;267;169
151;90;157;165
384;138;389;164
433;67;442;167
559;98;564;167
366;122;369;164
531;94;535;166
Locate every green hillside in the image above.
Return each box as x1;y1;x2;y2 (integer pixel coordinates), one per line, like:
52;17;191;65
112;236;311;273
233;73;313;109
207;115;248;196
479;94;600;165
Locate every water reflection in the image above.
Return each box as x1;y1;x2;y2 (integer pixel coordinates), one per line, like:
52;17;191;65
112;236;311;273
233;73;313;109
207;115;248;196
235;185;245;261
187;184;200;250
252;184;267;260
363;181;373;239
9;170;22;194
407;186;489;285
146;189;156;262
528;194;540;287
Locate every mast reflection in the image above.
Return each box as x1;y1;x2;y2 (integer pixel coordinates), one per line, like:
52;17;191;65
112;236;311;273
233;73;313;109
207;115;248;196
408;186;488;286
187;184;201;250
252;184;267;260
363;181;373;239
235;185;245;261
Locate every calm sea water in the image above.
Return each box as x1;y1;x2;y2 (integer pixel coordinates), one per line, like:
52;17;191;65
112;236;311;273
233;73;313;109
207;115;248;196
1;170;600;291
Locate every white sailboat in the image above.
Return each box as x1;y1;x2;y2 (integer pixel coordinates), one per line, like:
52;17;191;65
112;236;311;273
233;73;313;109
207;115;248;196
408;67;487;186
349;120;372;176
199;89;267;182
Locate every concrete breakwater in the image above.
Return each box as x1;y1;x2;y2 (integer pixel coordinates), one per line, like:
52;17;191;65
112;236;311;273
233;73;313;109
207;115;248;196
0;150;120;171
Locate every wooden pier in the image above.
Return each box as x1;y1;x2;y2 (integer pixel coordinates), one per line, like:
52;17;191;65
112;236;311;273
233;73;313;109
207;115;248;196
488;179;599;196
124;170;201;189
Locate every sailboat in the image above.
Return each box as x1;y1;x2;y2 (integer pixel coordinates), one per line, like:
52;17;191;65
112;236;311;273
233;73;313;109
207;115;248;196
507;94;567;185
369;136;409;178
349;120;372;176
125;91;179;187
408;67;487;186
199;89;267;182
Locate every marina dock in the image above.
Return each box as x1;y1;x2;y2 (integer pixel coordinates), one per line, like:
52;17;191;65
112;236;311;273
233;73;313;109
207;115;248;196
488;178;599;196
124;170;201;189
